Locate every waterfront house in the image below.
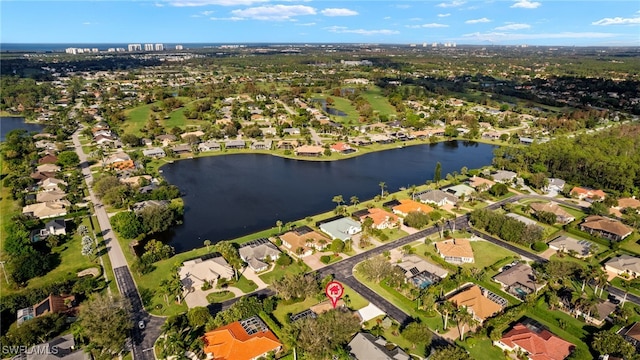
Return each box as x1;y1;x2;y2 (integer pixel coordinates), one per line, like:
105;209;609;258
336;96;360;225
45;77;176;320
416;189;458;206
277;140;299;150
442;184;475;198
250;140;272;150
171;144;192;155
356;208;398;230
238;238;281;272
294;145;323;157
330;142;355;154
179;256;234;292
392;199;434;217
467;175;495;191
319;217;362;241
491;170;517;184
142;147;166;158
198;141;221;152
280;226;329;257
225;140;246;149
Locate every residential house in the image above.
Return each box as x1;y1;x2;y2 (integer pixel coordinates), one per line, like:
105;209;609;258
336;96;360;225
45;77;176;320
467;175;495;191
548;236;594;258
416;189;458;207
319;217;362;241
199;141;222;152
43;219;67;236
574;300;616;326
435;238;474;264
348;333;410;360
283;127;300;135
18;294;76;326
30;171;57;182
370;134;393;144
392;199;434;217
442;184;475;198
131;200;169;213
225;140;246;149
294;145;323;157
239;238;281;272
356;208;398;230
280;226;330;257
25;334;90;360
610;197;640;218
506;213;541;228
277;140;299;150
119;175;152;187
22;200;71;219
142;147;166;158
570;187;607;201
579;215;633;241
529;202;575;224
40;177;68;192
448;285;504;323
171;144;192;155
495;322;575;360
94;134;117;146
203;316;282;360
156;134;178;146
397;254;448;288
492;170;517;184
251;140;272;150
104;152;131;166
36;190;67;203
179;256;234;292
545;178;566;194
622;322;640;351
493;263;544;299
36;163;61;173
482;131;502;140
330;142;355;154
38;154;58;165
605;254;640;279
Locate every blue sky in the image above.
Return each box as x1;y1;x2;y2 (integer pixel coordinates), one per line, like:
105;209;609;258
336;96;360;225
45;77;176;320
1;1;639;46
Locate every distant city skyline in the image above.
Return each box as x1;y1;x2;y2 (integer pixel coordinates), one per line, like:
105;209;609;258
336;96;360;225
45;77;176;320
2;1;639;46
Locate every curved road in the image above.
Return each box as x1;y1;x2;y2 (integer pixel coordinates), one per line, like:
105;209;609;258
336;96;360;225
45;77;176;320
72;128;163;360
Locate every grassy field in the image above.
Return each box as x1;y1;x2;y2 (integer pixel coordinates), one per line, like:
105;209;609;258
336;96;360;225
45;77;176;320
206;290;234;303
619;233;640;256
362;86;397;117
414;239;516;270
124;103;153;136
259;261;309;284
458;338;508;360
314;94;359;123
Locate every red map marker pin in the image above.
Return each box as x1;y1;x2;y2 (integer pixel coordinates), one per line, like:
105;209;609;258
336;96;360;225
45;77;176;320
325;280;345;309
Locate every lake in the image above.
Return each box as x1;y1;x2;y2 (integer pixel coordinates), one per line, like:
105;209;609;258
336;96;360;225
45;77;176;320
0;117;46;142
161;141;497;252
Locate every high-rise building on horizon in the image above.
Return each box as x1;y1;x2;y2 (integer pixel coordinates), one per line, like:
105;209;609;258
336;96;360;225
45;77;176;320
175;45;184;50
155;43;164;51
144;43;154;51
128;44;142;52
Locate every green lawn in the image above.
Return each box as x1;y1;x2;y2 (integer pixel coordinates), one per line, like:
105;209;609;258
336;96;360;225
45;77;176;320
414;239;516;271
259;261;310;284
343;285;369;310
272;297;319;325
314;94;359;123
234;275;258;293
124;103;153;136
363;317;428;357
619;233;640;256
458;338;507;360
206;290;234;303
361;86;397;117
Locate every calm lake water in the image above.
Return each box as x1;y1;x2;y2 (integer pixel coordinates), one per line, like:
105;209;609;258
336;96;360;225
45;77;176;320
161;141;497;252
0;117;45;142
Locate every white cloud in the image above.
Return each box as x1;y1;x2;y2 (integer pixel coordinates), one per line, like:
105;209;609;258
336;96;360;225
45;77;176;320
592;16;640;26
321;8;358;17
510;0;541;9
384;16;391;20
462;31;616;42
494;23;530;30
154;2;165;7
295;22;316;26
407;23;449;28
325;26;399;35
438;13;451;17
231;5;316;20
209;16;244;21
437;0;465;8
168;0;268;6
192;10;215;17
82;22;93;25
466;17;490;24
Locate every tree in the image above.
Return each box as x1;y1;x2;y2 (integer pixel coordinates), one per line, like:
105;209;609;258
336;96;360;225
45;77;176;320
276;220;283;232
591;330;637;359
121;133;141;147
215;241;243;280
139;204;175;235
187;306;212;329
78;294;133;356
401;321;432;349
455;307;476;341
204;239;211;252
350;195;359;208
272;273;318;301
331;239;345;253
81;235;95;258
286;309;360;360
332;195;344;206
489;183;508;197
111;211;144;239
403;211;431;229
429;345;471;360
434;162;442;185
359;256;393;283
56;151;80;168
438;301;455;330
276;252;292;267
379;182;386;198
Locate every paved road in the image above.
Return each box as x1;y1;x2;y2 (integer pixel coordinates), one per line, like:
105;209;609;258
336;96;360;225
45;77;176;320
72;129;164;360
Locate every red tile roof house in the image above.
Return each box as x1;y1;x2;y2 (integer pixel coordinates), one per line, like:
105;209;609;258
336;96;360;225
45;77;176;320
330;142;355;154
494;322;575;360
570;187;607;201
203;316;282;360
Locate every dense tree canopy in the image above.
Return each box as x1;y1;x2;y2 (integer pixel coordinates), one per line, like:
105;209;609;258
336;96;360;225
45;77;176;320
78;294;132;356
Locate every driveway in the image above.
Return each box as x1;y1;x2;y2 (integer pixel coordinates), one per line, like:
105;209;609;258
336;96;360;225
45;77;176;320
184;286;244;308
241;268;268;290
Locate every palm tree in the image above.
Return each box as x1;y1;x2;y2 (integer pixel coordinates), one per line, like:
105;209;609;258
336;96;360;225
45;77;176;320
378;182;386;198
592;267;608;298
203;239;211;252
438;301;455;330
409;184;417;200
455;307;476;341
332;195;344;207
276;220;283;232
350;196;359;208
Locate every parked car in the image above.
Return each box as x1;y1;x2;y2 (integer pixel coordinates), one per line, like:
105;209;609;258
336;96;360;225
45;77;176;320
138;320;145;329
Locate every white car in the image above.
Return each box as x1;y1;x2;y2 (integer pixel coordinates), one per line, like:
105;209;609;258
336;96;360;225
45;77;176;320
138;320;145;329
